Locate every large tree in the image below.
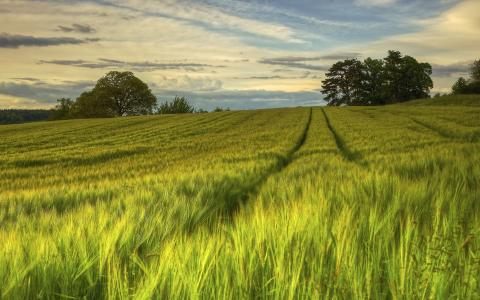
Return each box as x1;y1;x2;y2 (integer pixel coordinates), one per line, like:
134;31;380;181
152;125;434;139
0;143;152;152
321;50;433;106
75;71;156;117
321;59;363;106
383;50;432;103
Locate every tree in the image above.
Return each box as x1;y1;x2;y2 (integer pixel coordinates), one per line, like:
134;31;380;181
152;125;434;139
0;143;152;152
0;109;51;124
400;55;433;100
383;50;432;103
50;98;75;120
213;107;230;112
73;91;112;118
452;77;468;94
451;60;480;95
321;59;363;106
470;60;480;82
360;58;385;105
321;50;433;106
157;96;195;114
94;71;156;116
74;71;156;117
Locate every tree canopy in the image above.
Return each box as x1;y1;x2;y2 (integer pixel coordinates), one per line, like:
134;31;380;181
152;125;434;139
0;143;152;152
321;50;433;106
452;59;480;95
50;98;75;120
157;96;195;114
0;109;51;125
50;71;157;119
321;59;363;106
470;59;480;82
80;71;156;117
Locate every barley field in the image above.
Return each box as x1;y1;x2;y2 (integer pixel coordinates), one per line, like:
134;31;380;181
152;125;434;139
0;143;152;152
0;97;479;299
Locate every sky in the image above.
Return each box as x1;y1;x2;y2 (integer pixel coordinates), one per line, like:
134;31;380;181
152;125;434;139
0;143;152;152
0;0;479;110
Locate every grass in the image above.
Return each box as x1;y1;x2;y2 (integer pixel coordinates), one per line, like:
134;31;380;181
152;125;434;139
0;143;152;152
400;94;480;106
0;97;479;299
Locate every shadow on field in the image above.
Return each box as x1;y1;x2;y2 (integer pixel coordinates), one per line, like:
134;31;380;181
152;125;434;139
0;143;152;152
321;108;367;166
69;147;150;166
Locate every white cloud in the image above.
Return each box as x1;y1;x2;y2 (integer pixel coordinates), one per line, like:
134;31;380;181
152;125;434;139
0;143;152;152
368;0;480;62
152;76;223;92
355;0;397;7
330;0;480;91
109;0;303;43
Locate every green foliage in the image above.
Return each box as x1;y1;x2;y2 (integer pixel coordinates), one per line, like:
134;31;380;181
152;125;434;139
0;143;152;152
470;59;480;82
452;77;469;94
0;104;479;299
360;57;386;104
321;58;364;106
451;59;480;94
452;80;480;95
157;96;195;114
384;51;433;102
73;90;112;118
322;50;433;106
49;98;75;120
53;71;157;119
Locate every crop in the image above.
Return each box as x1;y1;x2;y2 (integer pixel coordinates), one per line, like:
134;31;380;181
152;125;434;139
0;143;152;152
0;100;479;299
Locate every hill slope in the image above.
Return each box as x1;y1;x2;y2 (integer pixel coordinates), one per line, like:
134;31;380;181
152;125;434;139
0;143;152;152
400;94;480;106
1;104;479;299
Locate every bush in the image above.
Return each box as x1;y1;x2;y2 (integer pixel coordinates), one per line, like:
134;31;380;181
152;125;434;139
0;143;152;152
213;107;230;112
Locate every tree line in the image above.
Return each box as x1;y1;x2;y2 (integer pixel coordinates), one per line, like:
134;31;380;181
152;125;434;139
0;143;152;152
4;53;480;125
51;71;229;120
0;109;51;125
321;50;433;106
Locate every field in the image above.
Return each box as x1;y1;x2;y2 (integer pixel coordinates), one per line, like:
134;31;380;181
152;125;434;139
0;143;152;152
1;96;479;299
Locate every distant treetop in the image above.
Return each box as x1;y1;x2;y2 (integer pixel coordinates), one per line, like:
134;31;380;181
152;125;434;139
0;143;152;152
451;59;480;95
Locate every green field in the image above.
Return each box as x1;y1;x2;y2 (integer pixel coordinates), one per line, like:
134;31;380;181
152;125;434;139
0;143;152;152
1;97;479;299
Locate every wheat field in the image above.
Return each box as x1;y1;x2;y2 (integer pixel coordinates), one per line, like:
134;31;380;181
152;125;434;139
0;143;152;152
0;98;479;299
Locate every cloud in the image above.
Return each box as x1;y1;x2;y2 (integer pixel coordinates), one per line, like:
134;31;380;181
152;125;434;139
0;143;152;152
0;80;94;104
319;53;362;60
259;57;328;71
223;58;250;63
151;75;223;92
355;0;397;7
57;23;96;33
9;77;44;83
38;58;227;72
363;0;479;60
431;61;471;77
0;33;97;48
237;71;320;80
258;53;361;71
105;0;303;43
